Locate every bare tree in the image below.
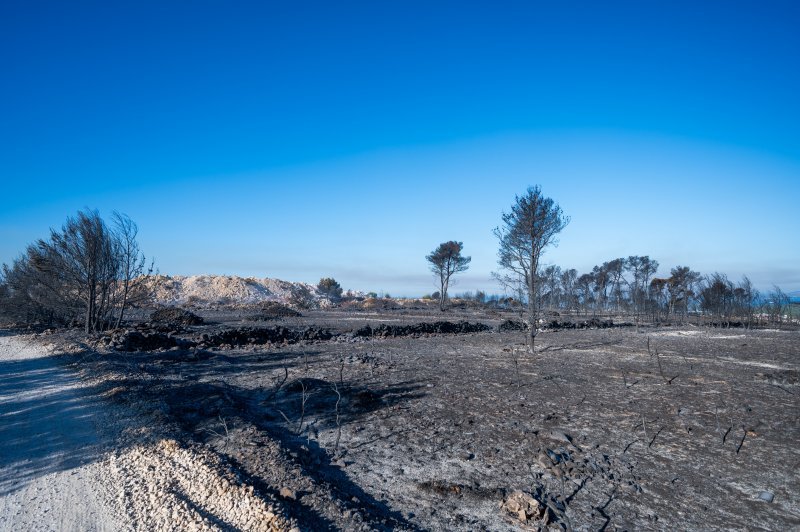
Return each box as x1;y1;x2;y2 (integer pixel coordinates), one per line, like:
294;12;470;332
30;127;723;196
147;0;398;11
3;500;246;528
426;241;471;311
0;209;153;333
111;212;154;328
766;286;790;327
493;186;569;353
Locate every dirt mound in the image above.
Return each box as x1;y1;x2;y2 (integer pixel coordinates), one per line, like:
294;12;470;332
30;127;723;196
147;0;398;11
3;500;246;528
498;318;629;332
150;307;204;326
199;326;334;348
499;319;529;331
247;302;302;321
142;274;362;308
353;321;491;338
105;330;197;352
549;318;628;329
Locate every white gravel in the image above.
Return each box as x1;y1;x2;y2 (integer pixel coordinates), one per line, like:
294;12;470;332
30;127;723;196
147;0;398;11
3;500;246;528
0;331;292;531
0;333;119;531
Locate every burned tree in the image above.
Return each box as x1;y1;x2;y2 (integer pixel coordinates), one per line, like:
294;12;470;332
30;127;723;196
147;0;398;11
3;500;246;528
426;241;471;311
111;212;154;328
0;209;153;333
493;186;569;353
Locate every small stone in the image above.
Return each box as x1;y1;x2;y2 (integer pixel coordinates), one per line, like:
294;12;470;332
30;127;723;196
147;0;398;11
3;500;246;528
279;487;297;500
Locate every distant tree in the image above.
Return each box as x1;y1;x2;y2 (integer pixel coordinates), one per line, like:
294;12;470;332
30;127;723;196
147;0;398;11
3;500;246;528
560;268;578;313
667;266;701;323
493;186;569;353
625;256;658;324
766;286;790;327
700;273;734;324
604;258;626;311
317;277;343;301
732;276;758;328
538;265;562;310
591;264;610;312
576;273;595;316
426;241;471;311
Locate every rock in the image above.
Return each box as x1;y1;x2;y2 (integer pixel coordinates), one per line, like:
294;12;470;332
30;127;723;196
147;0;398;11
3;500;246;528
279;487;297;500
500;490;545;523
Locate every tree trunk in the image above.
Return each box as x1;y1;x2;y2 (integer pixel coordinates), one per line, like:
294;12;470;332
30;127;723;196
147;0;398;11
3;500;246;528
528;274;536;354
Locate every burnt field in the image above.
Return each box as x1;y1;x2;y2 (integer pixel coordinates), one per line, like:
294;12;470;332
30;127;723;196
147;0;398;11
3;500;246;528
77;306;799;531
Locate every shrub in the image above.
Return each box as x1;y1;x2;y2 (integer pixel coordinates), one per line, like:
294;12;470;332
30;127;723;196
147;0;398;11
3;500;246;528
317;277;343;300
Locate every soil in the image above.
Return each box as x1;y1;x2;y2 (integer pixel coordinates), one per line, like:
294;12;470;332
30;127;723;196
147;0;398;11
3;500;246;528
7;306;800;530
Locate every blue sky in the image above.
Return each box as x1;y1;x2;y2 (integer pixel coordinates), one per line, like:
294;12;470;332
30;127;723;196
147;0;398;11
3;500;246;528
1;1;798;296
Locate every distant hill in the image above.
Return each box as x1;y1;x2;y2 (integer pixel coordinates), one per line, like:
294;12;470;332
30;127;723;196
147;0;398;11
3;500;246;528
789;290;800;303
142;275;361;308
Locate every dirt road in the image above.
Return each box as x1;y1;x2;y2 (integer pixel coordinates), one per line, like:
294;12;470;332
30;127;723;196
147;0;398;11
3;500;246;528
0;331;118;531
0;331;293;531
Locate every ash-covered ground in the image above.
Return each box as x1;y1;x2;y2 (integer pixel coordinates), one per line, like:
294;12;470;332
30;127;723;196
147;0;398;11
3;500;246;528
72;305;799;531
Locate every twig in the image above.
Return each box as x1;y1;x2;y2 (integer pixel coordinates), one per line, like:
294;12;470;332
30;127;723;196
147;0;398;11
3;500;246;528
263;365;288;403
297;380;308;436
736;426;747;454
641;413;648;448
623;439;639;454
648;426;663;448
332;382;342;453
722;426;732;444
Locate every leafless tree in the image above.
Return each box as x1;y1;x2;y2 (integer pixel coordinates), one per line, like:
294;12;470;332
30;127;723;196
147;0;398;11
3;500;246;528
766;286;790;327
111;212;154;328
0;209;153;333
426;241;471;311
493;186;569;353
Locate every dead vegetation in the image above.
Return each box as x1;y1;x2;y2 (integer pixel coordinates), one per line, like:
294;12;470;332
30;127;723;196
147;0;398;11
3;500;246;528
67;305;800;530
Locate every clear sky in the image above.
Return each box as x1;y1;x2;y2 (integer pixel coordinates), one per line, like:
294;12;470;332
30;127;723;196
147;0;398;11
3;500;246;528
1;1;798;296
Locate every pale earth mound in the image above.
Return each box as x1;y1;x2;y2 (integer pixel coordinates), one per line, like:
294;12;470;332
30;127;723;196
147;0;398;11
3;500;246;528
144;275;361;308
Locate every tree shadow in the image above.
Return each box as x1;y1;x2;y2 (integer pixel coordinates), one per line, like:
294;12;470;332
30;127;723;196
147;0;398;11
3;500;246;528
0;352;120;496
95;345;428;530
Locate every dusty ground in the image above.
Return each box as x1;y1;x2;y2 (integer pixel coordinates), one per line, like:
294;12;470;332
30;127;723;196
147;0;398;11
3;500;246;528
0;330;294;532
0;332;123;531
60;306;800;531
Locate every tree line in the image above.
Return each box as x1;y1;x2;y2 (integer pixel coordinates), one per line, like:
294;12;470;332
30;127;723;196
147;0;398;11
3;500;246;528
426;186;794;346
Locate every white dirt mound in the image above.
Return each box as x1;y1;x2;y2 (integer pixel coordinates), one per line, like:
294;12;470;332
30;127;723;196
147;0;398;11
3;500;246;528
143;275;359;308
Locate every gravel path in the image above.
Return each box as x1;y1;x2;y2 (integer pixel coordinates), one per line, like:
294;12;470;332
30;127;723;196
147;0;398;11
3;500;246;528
0;330;293;531
0;332;119;531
